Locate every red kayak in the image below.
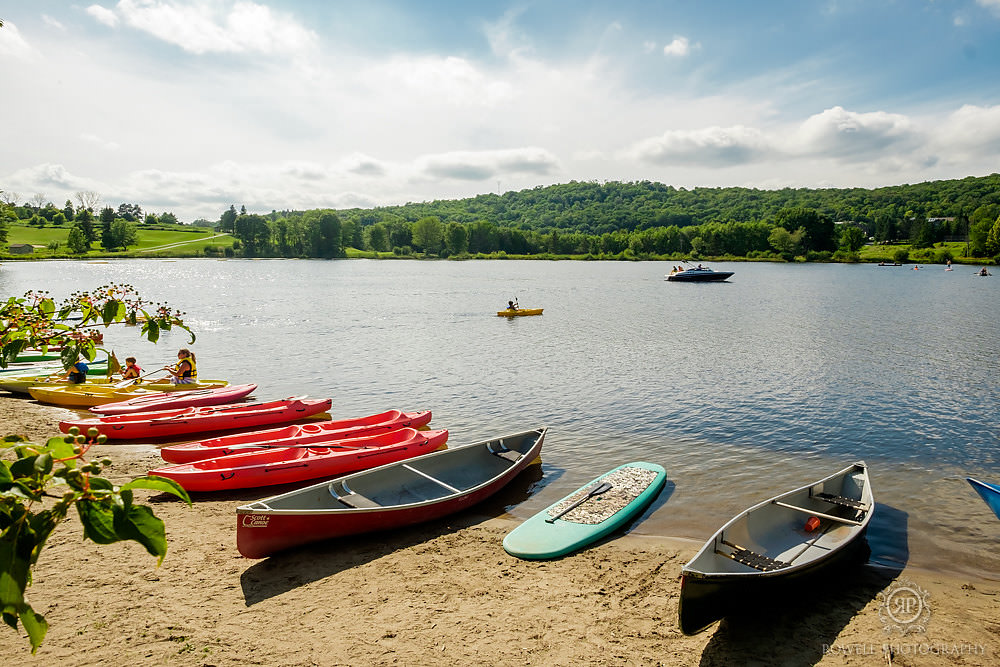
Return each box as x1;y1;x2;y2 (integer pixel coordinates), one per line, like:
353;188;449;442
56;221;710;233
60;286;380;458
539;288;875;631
149;428;449;491
89;383;258;415
60;397;332;440
158;409;432;463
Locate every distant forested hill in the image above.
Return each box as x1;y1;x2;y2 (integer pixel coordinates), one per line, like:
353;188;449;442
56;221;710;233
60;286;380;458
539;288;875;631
339;173;1000;235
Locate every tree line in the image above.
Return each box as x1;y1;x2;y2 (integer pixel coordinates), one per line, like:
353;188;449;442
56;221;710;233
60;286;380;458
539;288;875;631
221;175;1000;261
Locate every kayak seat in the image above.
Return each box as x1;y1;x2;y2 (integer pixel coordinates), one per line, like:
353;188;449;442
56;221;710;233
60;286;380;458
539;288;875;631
719;539;789;572
812;492;868;512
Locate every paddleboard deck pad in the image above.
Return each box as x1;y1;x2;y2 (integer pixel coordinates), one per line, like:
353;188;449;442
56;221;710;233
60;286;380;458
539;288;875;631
503;461;666;559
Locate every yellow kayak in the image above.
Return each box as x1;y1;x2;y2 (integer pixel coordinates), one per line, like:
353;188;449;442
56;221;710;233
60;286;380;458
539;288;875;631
28;380;230;407
0;375;183;395
497;308;543;317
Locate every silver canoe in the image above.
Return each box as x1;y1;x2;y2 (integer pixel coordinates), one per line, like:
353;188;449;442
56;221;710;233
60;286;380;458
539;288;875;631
679;461;874;635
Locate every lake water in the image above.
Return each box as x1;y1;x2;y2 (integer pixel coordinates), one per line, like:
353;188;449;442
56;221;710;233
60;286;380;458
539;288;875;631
2;258;998;578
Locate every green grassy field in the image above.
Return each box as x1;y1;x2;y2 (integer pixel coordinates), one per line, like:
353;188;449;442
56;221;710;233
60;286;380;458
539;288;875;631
3;222;235;259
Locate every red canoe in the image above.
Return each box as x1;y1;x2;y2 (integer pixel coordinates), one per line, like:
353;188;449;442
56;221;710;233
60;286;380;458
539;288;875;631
89;383;258;415
60;397;332;440
236;427;546;558
159;409;432;463
149;428;449;492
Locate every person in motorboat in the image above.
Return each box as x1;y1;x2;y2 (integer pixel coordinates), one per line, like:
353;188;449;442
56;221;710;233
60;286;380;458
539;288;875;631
164;348;197;385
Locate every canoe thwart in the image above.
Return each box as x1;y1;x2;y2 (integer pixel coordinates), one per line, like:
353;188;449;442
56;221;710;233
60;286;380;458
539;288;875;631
718;539;789;572
811;491;869;512
402;464;462;494
771;500;865;526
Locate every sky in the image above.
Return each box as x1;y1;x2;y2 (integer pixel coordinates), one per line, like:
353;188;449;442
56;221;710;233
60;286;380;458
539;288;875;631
2;1;1000;223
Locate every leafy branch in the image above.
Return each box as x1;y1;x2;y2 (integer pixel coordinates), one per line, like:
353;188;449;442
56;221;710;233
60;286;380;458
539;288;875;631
1;428;192;652
0;283;195;369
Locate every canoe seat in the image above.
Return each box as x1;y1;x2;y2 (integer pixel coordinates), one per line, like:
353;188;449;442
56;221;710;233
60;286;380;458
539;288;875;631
333;492;380;509
488;440;521;463
719;539;789;572
812;492;868;512
330;482;381;509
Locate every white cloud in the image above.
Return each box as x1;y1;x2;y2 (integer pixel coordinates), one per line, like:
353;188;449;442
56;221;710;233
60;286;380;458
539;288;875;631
339;154;387;177
80;133;122;151
790;106;918;158
114;0;317;56
86;4;120;28
628;126;771;167
663;36;691;57
5;164;101;196
366;55;514;107
0;21;39;61
976;0;1000;14
934;104;1000;156
415;148;560;181
42;15;67;31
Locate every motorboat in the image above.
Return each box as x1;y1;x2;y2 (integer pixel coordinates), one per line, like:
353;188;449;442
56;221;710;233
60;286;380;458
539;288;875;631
666;265;734;282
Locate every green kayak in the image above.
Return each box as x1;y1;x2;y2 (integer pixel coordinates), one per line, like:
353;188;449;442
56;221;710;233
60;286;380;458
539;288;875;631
503;461;666;559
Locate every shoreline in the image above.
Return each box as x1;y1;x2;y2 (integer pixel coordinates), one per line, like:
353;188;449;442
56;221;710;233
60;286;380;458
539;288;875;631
2;396;998;665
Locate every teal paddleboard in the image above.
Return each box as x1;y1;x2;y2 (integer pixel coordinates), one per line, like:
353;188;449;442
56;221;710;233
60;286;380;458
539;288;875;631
503;461;666;559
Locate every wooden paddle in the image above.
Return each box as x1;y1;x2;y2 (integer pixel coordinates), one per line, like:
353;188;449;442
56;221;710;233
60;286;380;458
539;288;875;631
545;481;613;523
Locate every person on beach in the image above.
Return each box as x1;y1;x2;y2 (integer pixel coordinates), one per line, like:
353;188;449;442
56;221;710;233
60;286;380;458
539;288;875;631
164;349;197;384
120;356;142;381
61;357;89;384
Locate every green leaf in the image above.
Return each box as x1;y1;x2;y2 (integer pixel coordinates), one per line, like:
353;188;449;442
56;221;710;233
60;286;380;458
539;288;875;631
101;300;120;325
9;457;37;481
113;504;167;564
19;602;48;654
33;453;52;477
39;298;55;318
142;319;160;344
76;500;119;545
122;476;192;506
0;464;12;485
59;344;80;367
0;535;29;609
87;476;115;492
44;436;77;467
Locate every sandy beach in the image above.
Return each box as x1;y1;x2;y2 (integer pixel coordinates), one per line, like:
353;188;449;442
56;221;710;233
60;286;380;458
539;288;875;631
2;397;998;666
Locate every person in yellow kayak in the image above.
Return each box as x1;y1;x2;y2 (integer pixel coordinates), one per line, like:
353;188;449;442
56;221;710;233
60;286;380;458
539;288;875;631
120;356;143;381
60;357;89;384
506;298;519;311
163;348;197;385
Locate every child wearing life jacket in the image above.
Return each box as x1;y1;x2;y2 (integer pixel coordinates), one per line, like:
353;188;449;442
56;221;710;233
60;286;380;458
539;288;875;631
164;349;197;385
121;357;143;381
